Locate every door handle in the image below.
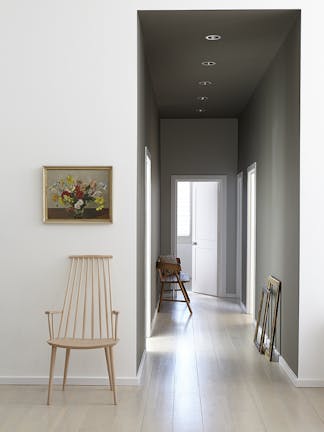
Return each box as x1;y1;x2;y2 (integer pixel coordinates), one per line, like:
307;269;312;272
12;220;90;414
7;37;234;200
192;242;197;245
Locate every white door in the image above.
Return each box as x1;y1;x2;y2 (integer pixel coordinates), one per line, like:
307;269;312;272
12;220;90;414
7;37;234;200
192;182;219;296
247;163;256;316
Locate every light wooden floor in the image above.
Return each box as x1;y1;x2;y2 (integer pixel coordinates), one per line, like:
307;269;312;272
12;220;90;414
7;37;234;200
2;293;324;431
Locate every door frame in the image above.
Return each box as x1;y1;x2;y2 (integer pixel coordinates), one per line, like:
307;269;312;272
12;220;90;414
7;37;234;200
145;147;152;337
246;162;257;316
171;175;227;297
236;171;243;303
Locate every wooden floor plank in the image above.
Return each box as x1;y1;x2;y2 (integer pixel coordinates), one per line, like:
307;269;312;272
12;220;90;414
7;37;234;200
1;294;324;432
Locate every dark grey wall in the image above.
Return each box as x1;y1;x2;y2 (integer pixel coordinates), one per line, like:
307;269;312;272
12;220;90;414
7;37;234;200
137;21;160;370
238;17;300;374
160;119;238;294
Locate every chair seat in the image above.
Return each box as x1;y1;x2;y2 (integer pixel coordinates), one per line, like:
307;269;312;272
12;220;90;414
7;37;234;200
48;337;118;349
160;271;190;283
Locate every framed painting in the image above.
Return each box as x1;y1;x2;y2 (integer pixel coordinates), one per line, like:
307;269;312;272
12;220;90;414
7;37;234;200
43;166;112;223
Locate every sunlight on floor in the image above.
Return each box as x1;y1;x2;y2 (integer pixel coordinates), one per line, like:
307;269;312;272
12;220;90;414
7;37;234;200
1;293;324;432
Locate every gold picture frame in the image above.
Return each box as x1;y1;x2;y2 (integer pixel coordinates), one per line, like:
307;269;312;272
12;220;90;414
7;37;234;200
254;275;281;361
43;166;113;224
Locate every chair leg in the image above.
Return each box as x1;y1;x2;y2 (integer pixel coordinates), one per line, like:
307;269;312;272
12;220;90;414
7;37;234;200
180;281;190;303
47;346;57;405
158;282;165;312
104;347;112;390
62;348;71;390
184;284;191;304
108;346;117;405
179;281;192;314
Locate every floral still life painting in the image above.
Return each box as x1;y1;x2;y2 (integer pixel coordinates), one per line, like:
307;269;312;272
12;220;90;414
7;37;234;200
43;166;112;223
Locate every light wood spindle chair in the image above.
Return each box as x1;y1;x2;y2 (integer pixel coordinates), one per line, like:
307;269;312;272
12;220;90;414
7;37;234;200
45;255;119;405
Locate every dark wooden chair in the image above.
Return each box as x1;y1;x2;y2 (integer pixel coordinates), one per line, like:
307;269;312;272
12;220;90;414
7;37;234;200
156;256;192;314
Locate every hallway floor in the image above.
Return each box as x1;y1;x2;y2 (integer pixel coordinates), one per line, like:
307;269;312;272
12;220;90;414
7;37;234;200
1;294;324;431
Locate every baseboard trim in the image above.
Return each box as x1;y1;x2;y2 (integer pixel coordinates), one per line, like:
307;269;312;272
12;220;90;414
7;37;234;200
279;356;299;386
0;375;140;386
223;293;239;299
295;379;324;387
240;301;247;313
279;356;324;387
136;349;147;385
150;306;158;336
0;351;148;387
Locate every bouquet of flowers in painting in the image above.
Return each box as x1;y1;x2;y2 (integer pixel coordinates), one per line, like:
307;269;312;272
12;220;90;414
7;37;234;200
48;175;107;218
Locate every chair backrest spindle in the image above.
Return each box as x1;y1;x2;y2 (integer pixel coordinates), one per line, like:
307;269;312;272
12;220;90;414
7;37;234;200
64;257;80;338
82;258;89;338
102;258;110;338
72;258;84;338
91;257;94;339
58;255;113;340
97;258;102;338
58;257;75;338
108;259;113;336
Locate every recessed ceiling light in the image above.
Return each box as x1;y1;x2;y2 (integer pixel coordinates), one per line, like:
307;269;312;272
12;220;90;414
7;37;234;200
201;61;216;66
196;108;207;113
198;80;213;86
205;34;222;41
197;96;208;101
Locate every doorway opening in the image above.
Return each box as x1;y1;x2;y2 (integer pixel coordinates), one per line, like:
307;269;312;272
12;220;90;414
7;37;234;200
138;10;300;371
236;172;243;305
171;175;227;298
246;163;257;316
145;147;152;337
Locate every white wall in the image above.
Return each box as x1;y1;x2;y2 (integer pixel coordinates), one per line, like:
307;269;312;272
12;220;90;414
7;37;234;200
297;5;324;382
0;0;323;384
0;1;138;382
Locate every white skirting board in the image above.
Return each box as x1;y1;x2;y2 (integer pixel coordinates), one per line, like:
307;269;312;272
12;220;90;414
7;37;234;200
279;356;324;388
0;350;147;387
136;349;147;385
240;301;247;313
223;293;239;299
251;320;324;388
279;356;299;386
150;306;158;337
0;376;137;386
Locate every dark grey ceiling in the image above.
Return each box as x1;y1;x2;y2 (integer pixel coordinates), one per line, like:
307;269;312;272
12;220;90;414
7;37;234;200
139;10;299;118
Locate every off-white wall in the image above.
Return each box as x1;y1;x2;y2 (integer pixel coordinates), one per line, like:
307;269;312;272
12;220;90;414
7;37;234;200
0;0;323;383
0;1;139;382
297;4;324;382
